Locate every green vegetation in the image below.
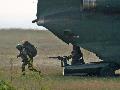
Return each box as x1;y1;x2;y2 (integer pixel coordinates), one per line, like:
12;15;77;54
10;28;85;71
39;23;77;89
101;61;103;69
0;29;120;90
0;80;15;90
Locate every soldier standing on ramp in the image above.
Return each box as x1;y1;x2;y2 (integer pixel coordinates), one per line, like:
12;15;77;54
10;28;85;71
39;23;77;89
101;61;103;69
16;41;41;75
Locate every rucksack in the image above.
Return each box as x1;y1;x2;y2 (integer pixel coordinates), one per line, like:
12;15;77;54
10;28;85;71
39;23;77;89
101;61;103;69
23;42;37;57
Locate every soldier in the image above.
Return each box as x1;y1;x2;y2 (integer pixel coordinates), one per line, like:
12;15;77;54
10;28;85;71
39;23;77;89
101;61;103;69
16;42;40;75
70;45;85;65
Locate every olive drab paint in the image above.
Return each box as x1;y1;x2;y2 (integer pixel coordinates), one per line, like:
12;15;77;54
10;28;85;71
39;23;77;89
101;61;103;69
36;0;120;67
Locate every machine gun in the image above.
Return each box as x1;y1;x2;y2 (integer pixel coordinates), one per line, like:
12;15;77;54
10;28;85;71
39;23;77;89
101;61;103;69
48;56;70;67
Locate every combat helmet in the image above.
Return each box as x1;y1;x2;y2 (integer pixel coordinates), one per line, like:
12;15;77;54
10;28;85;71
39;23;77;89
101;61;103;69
16;44;23;50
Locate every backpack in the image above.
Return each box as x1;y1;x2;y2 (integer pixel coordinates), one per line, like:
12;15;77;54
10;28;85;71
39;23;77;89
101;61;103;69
23;42;37;57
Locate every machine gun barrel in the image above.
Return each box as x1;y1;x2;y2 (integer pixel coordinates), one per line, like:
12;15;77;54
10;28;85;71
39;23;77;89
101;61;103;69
48;56;63;60
48;56;70;67
48;56;59;58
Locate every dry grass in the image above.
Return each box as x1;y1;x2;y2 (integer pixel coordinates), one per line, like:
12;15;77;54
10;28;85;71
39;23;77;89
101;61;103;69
0;29;120;90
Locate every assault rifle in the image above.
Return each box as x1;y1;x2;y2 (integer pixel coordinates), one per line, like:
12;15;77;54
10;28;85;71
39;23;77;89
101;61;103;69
48;56;70;67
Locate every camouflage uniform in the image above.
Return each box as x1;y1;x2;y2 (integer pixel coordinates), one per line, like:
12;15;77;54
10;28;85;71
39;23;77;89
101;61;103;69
16;44;40;75
22;41;39;72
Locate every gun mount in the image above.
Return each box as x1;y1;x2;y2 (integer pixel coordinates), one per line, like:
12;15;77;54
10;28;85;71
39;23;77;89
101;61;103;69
48;45;118;76
49;55;117;76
